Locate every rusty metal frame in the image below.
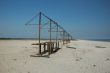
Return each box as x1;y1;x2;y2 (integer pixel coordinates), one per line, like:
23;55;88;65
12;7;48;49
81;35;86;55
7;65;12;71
25;12;73;56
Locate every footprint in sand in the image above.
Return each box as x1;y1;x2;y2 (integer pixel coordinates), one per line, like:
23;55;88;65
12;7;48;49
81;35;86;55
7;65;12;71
93;64;96;67
12;59;17;61
105;58;110;61
76;57;83;61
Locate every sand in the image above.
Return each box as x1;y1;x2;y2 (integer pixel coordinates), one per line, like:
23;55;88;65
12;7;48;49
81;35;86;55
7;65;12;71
0;40;110;73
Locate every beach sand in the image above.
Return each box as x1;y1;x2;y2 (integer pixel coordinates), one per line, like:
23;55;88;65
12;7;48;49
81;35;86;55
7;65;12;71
0;40;110;73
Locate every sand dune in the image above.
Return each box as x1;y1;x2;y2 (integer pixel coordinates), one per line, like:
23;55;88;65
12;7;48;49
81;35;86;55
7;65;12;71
0;40;110;73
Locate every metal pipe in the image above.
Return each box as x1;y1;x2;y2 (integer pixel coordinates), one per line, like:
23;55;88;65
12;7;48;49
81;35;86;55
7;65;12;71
56;25;58;43
50;20;52;42
38;12;41;54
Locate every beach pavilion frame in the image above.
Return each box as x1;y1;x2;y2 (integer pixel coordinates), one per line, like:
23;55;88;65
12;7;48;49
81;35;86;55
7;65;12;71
25;12;72;57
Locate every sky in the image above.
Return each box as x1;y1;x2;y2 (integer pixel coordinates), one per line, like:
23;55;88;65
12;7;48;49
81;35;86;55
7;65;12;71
0;0;110;39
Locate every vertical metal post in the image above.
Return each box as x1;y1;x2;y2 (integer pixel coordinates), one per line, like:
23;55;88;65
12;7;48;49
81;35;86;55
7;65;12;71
68;34;69;43
65;33;67;44
50;20;52;42
63;30;65;44
38;12;41;55
56;25;58;42
49;20;52;56
56;25;58;48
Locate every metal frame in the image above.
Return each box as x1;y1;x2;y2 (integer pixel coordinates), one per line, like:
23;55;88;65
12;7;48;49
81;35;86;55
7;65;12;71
25;12;73;57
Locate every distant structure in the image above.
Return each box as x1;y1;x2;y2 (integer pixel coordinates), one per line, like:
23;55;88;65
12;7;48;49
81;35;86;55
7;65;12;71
25;12;73;57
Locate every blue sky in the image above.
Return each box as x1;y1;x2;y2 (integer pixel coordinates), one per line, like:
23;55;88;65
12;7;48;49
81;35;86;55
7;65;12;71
0;0;110;39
